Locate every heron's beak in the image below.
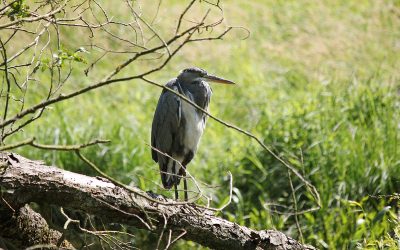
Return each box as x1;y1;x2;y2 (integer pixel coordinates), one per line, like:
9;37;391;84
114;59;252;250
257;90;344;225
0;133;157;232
203;74;235;84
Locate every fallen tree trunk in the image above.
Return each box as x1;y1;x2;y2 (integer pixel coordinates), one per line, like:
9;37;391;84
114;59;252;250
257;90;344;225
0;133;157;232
0;203;73;249
0;153;315;249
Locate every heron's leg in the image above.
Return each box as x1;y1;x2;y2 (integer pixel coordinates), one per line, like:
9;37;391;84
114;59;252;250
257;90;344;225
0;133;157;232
181;151;194;202
183;165;188;201
174;182;178;200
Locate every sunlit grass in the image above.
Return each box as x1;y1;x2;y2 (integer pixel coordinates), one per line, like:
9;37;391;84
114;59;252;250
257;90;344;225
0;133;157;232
3;0;400;248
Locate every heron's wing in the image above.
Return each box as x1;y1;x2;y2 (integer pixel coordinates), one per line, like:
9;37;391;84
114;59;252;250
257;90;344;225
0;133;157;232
151;79;181;162
151;79;183;188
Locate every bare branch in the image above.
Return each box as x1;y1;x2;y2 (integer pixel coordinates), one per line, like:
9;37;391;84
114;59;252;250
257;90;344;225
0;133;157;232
0;17;232;130
31;138;111;151
0;137;109;151
175;0;196;34
0;1;68;29
0;38;11;144
0;137;34;151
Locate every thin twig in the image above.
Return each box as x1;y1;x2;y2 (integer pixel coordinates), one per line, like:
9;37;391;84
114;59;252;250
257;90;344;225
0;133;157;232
0;38;11;143
175;0;196;34
0;137;35;151
156;213;168;250
0;0;68;29
31;139;111;151
215;171;233;211
76;150;199;206
288;170;304;242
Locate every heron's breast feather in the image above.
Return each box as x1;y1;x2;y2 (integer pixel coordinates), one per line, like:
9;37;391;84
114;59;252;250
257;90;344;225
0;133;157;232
181;100;206;153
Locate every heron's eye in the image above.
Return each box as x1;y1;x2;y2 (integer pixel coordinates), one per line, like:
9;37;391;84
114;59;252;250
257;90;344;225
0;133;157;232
192;79;202;84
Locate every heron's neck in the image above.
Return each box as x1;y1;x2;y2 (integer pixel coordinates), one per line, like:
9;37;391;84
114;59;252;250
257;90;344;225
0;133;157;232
180;81;211;109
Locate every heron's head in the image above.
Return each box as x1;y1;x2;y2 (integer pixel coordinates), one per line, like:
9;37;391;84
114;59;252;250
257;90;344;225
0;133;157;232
178;67;235;85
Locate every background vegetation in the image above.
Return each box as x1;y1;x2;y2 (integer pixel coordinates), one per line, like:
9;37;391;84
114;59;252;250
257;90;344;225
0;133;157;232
3;0;400;249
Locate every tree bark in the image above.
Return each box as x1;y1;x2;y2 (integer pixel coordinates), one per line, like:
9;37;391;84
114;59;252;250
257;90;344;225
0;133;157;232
0;203;73;249
0;153;315;250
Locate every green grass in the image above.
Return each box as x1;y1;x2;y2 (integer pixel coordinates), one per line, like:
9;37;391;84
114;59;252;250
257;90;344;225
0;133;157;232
2;0;400;249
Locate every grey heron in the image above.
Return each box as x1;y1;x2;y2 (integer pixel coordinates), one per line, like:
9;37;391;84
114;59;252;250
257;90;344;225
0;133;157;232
151;67;235;201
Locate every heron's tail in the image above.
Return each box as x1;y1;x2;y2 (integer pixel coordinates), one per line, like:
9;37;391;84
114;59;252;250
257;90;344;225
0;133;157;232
160;159;181;189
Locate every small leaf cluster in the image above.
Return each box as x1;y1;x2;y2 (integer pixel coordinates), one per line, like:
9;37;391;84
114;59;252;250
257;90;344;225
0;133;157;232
6;0;30;21
40;46;88;72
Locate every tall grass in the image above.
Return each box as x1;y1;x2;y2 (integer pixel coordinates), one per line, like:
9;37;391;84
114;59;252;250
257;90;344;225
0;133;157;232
4;0;400;248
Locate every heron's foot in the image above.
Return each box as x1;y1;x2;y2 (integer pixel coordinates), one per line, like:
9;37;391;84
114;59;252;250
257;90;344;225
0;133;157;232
146;190;168;201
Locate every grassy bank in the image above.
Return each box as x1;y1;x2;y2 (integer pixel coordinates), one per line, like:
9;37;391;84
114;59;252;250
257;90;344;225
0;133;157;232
4;0;400;248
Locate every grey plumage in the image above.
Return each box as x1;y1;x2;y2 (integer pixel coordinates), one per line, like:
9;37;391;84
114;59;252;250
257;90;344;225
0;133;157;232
151;67;234;200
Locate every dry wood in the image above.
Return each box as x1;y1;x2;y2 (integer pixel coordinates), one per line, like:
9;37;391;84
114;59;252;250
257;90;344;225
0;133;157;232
0;203;73;249
0;153;315;249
